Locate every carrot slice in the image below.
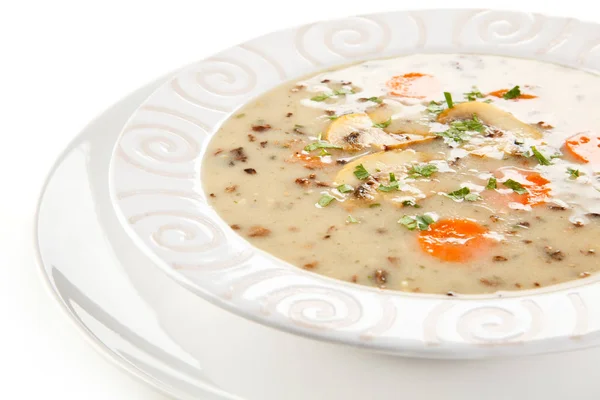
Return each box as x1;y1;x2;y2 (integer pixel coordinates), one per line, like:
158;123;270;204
564;132;600;164
418;218;493;262
288;152;329;169
488;89;537;100
386;73;439;99
490;167;550;207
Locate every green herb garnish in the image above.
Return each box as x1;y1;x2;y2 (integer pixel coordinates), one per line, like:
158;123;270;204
311;94;331;102
304;141;342;152
373;118;392;129
408;163;438;178
334;88;354;96
354;164;370;180
327;115;339;120
377;181;400;192
319;148;330;157
317;194;335;207
444;92;454;108
398;214;435;231
426;100;444;115
503;179;528;194
567;167;583;178
346;215;359;224
486;177;497;190
360;96;382;104
531;146;551;166
447;186;481;201
402;200;421;208
465;193;482;201
235;113;246;119
337;184;354;193
464;87;484;102
435;129;469;143
435;115;485;143
369;203;381;208
451;115;485;132
503;85;521;100
377;173;399;192
311;89;354;102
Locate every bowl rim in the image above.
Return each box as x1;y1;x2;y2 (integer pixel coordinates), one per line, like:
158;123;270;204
109;8;600;358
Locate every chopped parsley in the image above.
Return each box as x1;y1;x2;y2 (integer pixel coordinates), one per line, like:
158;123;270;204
311;94;331;102
335;88;354;96
304;140;342;152
310;88;355;102
377;181;400;192
435;129;469;143
465;193;481;201
353;164;370;180
451;115;485;132
503;179;528;194
464;87;484;102
359;96;383;104
346;215;359;224
531;146;551;166
503;85;521;100
337;184;354;193
373;118;392;129
369;203;381;208
567;167;583;178
378;173;400;192
317;193;335;207
402;200;421;208
447;186;481;201
426;100;444;115
435;115;485;143
377;181;399;192
486;177;497;190
444;92;454;108
235;113;246;119
398;214;435;231
408;163;438;178
327;115;339;120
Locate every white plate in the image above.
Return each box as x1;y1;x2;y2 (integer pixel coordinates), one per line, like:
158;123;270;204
36;68;600;400
109;9;600;358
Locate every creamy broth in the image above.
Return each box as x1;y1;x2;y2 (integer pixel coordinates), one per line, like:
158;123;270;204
202;54;600;295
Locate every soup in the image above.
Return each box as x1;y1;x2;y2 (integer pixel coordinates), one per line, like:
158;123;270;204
202;54;600;295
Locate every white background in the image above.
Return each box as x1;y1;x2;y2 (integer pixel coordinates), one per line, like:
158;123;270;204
1;0;599;398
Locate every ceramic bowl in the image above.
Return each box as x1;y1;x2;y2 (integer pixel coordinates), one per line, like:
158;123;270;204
109;9;600;358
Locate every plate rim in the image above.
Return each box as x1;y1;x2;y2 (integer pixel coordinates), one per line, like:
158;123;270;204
32;74;241;400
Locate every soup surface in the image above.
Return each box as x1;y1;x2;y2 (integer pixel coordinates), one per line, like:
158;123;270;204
202;54;600;295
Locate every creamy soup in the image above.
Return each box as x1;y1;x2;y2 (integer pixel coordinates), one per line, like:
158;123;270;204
202;54;600;295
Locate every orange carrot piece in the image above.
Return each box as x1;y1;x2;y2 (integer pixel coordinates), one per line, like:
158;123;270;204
564;132;600;164
418;219;493;262
488;89;537;100
490;168;550;207
288;152;329;169
386;73;439;99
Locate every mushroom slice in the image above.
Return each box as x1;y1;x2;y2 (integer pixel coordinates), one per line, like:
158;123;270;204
437;102;542;139
324;113;434;151
367;105;432;136
334;149;430;186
